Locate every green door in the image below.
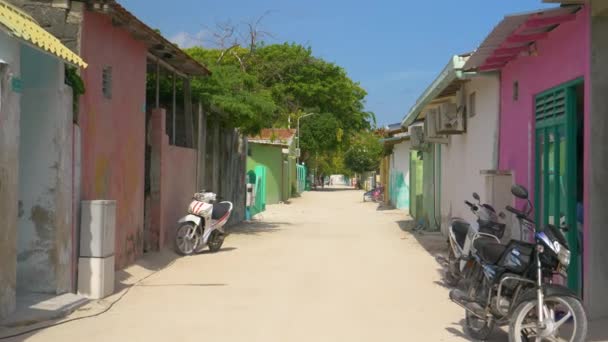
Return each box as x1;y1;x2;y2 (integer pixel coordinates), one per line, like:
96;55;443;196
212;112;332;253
409;151;424;222
534;81;581;292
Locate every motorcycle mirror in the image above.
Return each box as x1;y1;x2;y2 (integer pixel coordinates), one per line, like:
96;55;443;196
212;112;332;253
511;184;529;200
472;192;480;201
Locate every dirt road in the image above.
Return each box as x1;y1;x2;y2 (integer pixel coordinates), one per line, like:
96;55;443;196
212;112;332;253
2;187;507;342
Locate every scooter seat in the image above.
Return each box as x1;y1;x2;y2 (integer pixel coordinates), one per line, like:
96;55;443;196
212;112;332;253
212;202;232;220
451;218;470;249
474;238;506;265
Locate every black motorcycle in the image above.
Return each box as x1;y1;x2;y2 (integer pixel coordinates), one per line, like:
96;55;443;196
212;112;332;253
449;184;587;341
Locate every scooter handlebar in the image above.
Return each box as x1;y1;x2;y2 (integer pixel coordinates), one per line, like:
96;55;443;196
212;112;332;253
464;200;478;211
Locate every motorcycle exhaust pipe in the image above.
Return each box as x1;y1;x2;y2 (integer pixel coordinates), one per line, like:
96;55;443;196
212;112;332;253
449;289;487;320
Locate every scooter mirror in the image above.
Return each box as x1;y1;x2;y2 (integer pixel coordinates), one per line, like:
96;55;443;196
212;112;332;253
511;184;529;200
472;192;480;201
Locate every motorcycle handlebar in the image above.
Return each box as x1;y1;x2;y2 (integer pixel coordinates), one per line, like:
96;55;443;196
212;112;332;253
464;200;478;211
506;205;526;218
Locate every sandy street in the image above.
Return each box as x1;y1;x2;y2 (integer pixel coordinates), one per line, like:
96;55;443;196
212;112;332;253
2;187;510;342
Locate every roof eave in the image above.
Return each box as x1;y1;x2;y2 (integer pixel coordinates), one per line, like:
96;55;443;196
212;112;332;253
401;55;471;128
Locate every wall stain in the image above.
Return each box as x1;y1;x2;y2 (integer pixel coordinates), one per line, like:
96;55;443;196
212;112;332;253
17;200;23;218
29;205;58;268
94;157;110;197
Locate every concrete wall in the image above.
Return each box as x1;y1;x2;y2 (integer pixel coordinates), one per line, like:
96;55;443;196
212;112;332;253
163;145;197;245
17;45;73;294
588;0;608;320
0;30;21;320
79;11;147;268
247;144;283;205
440;75;500;236
389;140;411;210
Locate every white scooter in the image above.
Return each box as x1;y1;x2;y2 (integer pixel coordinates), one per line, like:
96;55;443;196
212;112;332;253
445;192;506;286
174;191;233;255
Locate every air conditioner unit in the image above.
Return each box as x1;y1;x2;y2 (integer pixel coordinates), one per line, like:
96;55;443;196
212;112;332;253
425;108;448;144
437;101;466;134
409;125;425;150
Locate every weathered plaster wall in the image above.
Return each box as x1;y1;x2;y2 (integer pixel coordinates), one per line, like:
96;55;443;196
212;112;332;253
247;144;283;205
80;11;147;268
17;45;73;294
588;0;608;320
163;145;197;245
498;8;589;198
440;75;500;235
0;30;21;320
390;140;410;210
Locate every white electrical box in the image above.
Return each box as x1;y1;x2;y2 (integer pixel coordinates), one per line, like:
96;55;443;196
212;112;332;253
80;200;116;258
78;256;115;299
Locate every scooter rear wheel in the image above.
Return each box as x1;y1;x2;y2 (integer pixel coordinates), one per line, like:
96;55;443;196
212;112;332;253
208;230;225;253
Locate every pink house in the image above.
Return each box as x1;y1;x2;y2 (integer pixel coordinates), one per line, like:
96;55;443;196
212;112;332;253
465;3;608;319
13;0;210;283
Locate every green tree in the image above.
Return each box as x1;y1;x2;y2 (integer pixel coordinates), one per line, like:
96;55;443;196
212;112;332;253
343;132;383;174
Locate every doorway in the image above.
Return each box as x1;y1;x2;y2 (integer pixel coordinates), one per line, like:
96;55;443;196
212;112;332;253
534;79;584;293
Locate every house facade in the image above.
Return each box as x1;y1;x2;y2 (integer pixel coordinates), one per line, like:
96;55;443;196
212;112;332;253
0;0;87;320
463;3;592;307
402;55;504;235
247;129;297;205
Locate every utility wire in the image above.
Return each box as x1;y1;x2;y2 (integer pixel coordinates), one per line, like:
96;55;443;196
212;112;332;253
0;259;178;340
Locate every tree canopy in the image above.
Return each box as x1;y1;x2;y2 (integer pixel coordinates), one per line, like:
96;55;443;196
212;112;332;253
152;39;380;174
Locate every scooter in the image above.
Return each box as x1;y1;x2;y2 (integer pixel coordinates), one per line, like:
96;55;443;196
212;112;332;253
445;192;506;286
363;185;384;202
174;191;233;255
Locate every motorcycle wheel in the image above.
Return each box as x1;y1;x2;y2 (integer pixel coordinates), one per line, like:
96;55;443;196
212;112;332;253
444;247;460;287
464;276;494;340
208;230;225;253
509;295;588;342
174;222;199;256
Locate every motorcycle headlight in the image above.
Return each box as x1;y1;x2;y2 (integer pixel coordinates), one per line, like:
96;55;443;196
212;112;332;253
558;246;571;268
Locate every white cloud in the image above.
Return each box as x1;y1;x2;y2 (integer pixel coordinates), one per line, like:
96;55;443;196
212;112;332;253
169;30;210;48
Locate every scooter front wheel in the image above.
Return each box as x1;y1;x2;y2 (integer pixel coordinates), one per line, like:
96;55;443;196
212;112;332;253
174;222;199;255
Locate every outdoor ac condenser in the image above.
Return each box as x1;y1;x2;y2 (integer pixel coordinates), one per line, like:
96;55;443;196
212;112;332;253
78;200;116;299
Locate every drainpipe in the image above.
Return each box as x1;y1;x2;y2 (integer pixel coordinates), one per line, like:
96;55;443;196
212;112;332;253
172;73;176;145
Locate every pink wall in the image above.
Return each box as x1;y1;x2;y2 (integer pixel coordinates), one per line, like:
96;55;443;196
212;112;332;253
80;11;147;269
163;145;197;246
498;7;590;200
149;109;197;250
498;7;591;280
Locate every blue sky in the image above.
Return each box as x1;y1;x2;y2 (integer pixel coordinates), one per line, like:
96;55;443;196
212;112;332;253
121;0;555;126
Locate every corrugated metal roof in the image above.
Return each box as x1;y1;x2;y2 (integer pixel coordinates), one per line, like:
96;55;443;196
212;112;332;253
401;55;471;128
463;6;581;71
101;1;210;76
0;0;87;67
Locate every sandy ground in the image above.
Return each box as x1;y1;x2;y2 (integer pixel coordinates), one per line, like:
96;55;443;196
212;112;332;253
5;187;602;342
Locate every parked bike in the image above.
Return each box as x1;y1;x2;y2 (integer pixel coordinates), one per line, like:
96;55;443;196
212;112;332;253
445;192;506;287
174;191;233;255
363;185;384;202
449;184;587;341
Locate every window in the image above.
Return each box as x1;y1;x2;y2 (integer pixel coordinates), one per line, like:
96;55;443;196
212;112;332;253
102;66;112;99
513;81;519;101
468;92;476;118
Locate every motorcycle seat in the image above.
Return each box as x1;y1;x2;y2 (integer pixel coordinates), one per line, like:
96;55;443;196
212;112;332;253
212;202;232;220
474;238;506;265
451;218;470;248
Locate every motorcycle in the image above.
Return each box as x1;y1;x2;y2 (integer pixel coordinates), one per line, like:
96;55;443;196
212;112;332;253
174;191;233;255
445;192;506;287
449;184;587;341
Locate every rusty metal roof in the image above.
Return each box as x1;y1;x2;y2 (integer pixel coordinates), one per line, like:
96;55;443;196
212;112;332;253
248;129;296;146
93;1;210;76
463;5;581;72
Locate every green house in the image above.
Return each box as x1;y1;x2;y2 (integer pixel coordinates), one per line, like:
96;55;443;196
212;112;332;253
247;129;297;205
